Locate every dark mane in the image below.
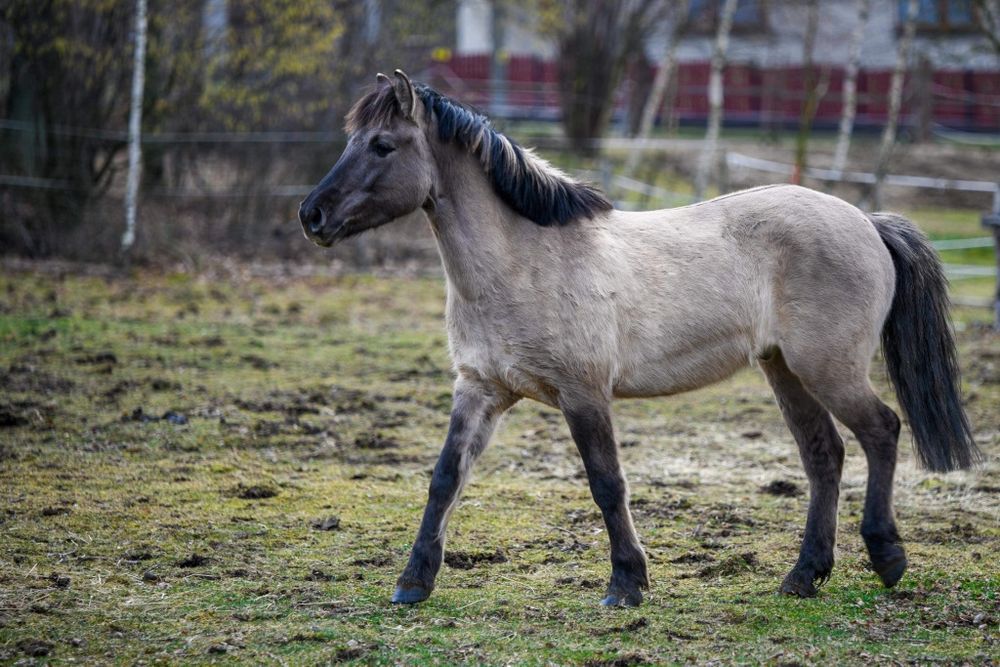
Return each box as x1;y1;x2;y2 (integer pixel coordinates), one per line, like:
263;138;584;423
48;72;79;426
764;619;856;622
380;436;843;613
345;83;613;227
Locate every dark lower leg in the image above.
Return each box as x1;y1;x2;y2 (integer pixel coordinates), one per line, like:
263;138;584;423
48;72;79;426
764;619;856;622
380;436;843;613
763;357;845;598
562;402;648;607
393;382;514;604
779;413;845;597
854;403;906;587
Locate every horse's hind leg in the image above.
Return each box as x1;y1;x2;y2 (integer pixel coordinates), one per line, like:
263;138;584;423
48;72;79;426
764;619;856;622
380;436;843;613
761;352;845;597
561;394;648;607
777;346;907;590
806;383;906;589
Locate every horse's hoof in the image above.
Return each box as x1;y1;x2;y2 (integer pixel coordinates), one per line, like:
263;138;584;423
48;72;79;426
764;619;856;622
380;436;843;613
874;554;907;588
391;584;432;604
779;570;818;598
600;589;643;607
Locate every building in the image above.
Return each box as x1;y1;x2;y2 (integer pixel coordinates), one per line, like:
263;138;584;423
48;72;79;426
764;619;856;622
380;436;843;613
427;0;1000;131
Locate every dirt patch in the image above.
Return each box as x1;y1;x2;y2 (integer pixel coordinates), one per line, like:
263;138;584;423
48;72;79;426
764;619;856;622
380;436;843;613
240;354;275;370
1;364;74;393
353;433;399;450
311;516;341;531
76;351;117;365
122;407;189;425
444;548;508;570
760;480;803;497
0;403;30;427
17;639;54;658
592;617;649;636
352;554;393;567
230;484;279;500
584;652;650;667
697;552;759;578
176;553;212;568
669;552;715;565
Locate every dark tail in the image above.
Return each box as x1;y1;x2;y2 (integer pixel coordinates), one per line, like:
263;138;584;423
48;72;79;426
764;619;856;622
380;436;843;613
871;212;981;472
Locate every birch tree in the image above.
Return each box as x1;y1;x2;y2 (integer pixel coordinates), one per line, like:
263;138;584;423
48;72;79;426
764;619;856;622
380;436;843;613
792;0;829;184
871;0;917;210
693;0;738;201
622;0;689;182
121;0;147;253
831;0;870;175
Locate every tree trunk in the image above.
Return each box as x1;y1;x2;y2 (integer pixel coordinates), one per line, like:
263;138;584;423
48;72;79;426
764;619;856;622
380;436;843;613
693;0;737;201
872;0;917;211
623;0;689;181
554;0;665;153
831;0;870;175
792;0;821;184
121;0;148;253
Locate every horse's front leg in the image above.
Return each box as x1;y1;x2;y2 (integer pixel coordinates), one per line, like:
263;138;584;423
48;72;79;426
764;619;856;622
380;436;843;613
561;395;649;607
392;378;517;604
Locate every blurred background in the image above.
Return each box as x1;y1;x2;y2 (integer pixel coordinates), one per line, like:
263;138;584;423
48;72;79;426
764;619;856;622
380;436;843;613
1;0;998;290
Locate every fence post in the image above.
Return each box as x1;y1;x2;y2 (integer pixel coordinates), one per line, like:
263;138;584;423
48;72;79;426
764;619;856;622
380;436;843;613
983;185;1000;331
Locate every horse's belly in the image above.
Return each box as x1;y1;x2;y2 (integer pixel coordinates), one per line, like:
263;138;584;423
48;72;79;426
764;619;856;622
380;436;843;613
612;330;753;399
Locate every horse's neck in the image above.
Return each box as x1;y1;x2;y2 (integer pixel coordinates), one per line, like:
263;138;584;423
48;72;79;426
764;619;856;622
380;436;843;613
427;147;523;301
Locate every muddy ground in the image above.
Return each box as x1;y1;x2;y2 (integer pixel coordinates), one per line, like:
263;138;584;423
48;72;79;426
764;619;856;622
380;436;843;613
0;259;997;665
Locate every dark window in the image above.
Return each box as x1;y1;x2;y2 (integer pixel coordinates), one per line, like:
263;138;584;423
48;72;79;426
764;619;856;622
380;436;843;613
688;0;766;34
898;0;976;32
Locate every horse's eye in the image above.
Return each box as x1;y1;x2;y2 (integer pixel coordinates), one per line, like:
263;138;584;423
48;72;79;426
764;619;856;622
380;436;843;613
372;140;396;158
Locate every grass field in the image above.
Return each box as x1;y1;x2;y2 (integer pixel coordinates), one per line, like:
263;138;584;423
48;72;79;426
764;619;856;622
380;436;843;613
1;250;998;664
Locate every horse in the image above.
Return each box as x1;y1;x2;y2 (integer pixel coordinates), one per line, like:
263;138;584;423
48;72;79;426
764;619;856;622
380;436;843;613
298;70;980;607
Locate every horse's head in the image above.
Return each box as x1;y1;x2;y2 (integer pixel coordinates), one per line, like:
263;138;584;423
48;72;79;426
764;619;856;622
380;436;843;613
299;70;435;247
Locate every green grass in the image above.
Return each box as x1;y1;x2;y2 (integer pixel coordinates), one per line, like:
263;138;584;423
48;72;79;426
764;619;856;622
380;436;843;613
0;261;998;665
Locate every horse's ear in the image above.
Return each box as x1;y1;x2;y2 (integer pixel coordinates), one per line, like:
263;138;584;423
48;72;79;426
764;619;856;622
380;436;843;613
375;72;391;88
392;69;417;121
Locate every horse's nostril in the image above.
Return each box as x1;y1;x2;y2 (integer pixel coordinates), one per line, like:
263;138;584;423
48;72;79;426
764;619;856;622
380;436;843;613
300;206;324;233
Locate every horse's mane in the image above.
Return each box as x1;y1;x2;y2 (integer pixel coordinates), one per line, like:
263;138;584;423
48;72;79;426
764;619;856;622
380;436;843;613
345;83;613;227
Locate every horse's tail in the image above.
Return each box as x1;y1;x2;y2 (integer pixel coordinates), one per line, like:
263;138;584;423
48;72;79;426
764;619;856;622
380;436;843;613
870;212;981;472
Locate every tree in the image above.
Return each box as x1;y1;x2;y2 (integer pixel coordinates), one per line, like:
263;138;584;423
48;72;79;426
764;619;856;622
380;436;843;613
831;0;870;175
540;0;670;151
792;0;830;184
121;0;148;254
1;0;134;255
972;0;1000;53
693;0;738;201
871;0;917;211
622;0;689;181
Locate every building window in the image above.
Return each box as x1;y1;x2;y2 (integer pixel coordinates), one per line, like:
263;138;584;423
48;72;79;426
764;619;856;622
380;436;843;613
688;0;767;34
898;0;976;32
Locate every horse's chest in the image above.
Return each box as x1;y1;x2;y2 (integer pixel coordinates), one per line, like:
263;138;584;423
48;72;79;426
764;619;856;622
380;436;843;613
445;304;565;405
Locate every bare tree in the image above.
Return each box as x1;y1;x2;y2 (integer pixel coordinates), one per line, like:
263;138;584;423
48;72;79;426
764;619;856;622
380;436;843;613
831;0;871;175
622;0;689;182
792;0;828;184
973;0;1000;52
543;0;670;152
693;0;738;201
871;0;917;210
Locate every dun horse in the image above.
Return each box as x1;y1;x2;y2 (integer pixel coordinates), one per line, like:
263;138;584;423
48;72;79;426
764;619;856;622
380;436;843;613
298;70;980;607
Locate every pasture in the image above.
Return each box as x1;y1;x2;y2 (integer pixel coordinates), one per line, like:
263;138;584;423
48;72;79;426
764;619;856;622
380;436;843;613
0;255;997;665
